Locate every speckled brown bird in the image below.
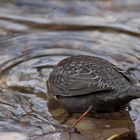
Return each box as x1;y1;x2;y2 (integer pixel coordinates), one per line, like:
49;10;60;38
47;55;140;115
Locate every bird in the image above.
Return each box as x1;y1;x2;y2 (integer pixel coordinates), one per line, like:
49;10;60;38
47;55;140;117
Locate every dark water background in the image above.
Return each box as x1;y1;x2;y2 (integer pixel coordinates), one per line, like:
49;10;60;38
0;0;140;140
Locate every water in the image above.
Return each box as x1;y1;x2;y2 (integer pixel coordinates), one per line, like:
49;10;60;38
0;0;140;140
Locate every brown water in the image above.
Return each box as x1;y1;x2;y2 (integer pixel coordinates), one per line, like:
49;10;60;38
0;0;140;140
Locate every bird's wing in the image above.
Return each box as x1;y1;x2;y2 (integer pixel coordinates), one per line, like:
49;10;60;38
53;67;113;96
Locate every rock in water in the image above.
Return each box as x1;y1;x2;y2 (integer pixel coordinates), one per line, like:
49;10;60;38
47;55;140;115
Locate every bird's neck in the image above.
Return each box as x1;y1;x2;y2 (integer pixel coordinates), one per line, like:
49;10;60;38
128;85;140;98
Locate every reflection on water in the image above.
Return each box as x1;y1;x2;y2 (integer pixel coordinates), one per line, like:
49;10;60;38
0;0;140;140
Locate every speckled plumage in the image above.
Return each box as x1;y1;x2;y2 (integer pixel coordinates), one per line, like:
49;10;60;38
47;55;140;114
